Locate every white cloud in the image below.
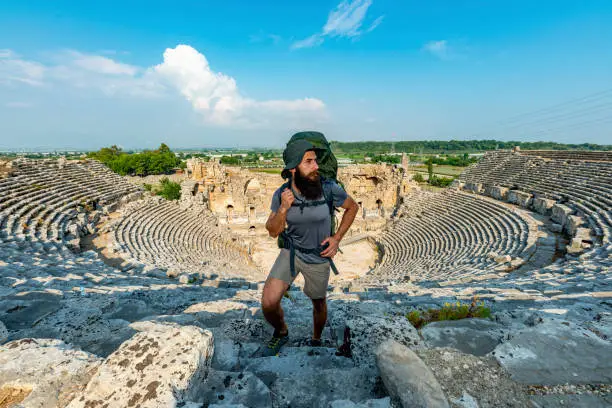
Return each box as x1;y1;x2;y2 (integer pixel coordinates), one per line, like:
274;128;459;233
422;39;469;60
0;45;326;128
292;0;383;49
5;101;33;108
423;40;448;59
249;32;282;45
153;45;326;127
323;0;372;37
291;34;324;50
69;52;139;75
0;51;46;86
0;49;156;94
366;15;385;33
0;49;16;58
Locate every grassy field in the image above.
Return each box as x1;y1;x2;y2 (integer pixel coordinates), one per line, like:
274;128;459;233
248;166;465;179
415;184;447;193
248;168;283;175
408;165;465;177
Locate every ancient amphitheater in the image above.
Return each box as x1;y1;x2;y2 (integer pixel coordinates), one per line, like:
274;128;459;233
0;150;610;407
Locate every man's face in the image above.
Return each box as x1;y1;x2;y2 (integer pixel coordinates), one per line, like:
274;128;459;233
292;150;319;180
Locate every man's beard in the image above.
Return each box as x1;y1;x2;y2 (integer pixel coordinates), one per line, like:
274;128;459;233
294;168;322;200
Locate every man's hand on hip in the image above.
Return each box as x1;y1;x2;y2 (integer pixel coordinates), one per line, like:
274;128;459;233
320;235;340;258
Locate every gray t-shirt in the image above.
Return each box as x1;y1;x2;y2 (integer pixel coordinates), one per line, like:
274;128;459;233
271;180;347;264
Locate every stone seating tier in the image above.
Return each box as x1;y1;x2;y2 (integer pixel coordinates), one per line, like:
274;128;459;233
457;150;612;244
112;198;251;275
372;190;532;283
0;159;142;253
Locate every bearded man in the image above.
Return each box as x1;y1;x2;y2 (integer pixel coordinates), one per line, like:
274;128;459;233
261;138;359;356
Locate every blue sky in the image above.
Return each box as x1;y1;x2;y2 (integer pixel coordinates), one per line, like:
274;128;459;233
1;0;611;150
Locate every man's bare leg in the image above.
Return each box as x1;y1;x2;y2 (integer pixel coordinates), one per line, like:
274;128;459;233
311;298;327;341
261;277;289;336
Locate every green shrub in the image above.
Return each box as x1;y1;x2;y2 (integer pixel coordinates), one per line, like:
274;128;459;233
156;177;181;201
143;183;153;192
405;298;491;329
412;173;425;183
428;175;454;187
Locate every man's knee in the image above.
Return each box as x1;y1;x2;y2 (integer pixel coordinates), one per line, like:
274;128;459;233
311;298;326;311
261;278;287;312
261;294;281;312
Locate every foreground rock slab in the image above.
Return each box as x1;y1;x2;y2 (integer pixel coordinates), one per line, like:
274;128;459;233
329;397;392;407
0;338;101;407
345;314;423;367
375;339;449;408
192;370;271;408
530;394;612;407
67;322;214;408
421;318;504;356
492;321;612;385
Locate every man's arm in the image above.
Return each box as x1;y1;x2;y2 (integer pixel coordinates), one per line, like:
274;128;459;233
265;207;288;238
265;188;294;238
333;196;358;241
320;195;359;258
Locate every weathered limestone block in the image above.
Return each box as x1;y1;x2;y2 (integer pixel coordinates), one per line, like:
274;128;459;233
507;190;532;208
566;228;592;254
494;254;512;264
551;204;573;227
574;227;592;241
375;340;449;408
0;320;7;343
166;268;181;278
566;215;587;236
0;338;102;408
549;223;563;233
330;398;392;407
421;319;504;356
464;183;483;194
533;197;555;215
488;186;509;201
193;370;271;407
492;322;612;385
183;300;248;327
345;314;423;367
68;322;214;408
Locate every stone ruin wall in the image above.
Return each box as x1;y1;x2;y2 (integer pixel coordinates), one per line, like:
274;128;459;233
185;158;416;235
0;159;13;179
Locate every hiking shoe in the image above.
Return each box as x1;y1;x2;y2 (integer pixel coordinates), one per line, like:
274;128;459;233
304;338;323;347
262;333;289;356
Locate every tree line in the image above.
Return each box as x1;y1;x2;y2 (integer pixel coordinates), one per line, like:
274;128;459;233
88;144;184;176
330;139;612;154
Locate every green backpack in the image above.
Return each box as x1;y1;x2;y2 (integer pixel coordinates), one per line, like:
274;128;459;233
287;131;338;182
277;131;344;250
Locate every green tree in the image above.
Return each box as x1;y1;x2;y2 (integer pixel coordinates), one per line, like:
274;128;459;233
157;177;181;200
220;155;241;165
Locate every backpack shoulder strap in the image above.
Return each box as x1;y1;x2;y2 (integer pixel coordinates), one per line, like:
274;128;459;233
321;177;334;216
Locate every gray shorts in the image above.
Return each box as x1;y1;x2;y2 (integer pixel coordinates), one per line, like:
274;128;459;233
268;249;330;299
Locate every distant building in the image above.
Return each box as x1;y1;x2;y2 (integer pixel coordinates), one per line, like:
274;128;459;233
337;158;354;167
